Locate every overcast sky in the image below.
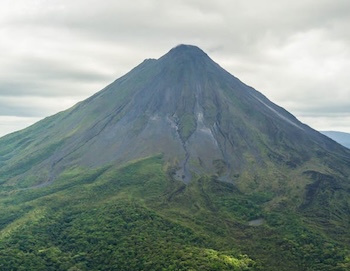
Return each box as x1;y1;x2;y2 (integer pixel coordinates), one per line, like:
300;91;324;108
1;0;350;136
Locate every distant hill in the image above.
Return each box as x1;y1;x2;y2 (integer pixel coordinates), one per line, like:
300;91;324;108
1;45;350;270
321;131;350;149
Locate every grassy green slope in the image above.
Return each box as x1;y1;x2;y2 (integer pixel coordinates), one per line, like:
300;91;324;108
0;156;349;270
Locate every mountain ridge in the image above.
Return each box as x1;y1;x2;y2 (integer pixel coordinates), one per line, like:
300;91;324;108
321;130;350;149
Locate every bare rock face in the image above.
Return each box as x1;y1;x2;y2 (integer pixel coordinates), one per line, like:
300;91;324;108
1;44;350;188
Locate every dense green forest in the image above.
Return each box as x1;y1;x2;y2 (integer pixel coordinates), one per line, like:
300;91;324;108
0;155;349;270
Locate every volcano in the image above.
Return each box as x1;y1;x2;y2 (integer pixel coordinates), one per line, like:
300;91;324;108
1;45;350;270
2;44;349;187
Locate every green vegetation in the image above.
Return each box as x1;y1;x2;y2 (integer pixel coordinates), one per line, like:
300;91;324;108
0;156;349;270
2;44;350;271
179;113;197;141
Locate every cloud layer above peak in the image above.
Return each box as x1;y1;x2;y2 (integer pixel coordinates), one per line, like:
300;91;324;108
1;0;350;136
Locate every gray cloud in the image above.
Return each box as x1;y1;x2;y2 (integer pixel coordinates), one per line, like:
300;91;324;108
1;0;350;136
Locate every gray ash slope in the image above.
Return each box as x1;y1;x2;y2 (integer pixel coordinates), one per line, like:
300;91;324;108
1;44;350;188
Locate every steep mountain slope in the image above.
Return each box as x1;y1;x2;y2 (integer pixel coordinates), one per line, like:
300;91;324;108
1;45;349;188
322;131;350;149
1;45;350;270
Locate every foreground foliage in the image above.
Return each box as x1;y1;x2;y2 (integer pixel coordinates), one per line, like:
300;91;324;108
0;156;349;270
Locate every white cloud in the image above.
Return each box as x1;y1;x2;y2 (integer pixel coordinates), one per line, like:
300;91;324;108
0;116;42;137
0;0;350;135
